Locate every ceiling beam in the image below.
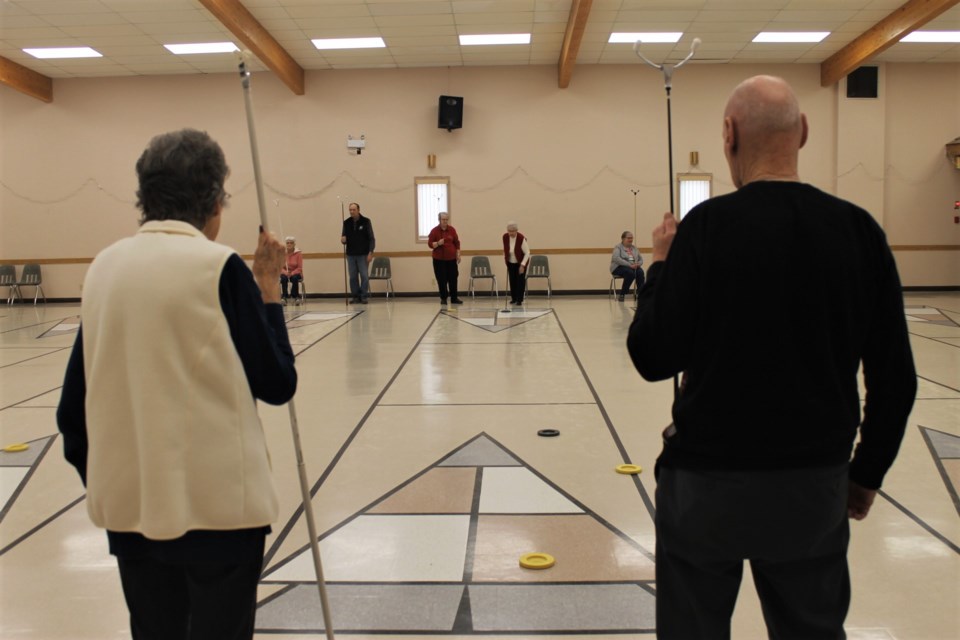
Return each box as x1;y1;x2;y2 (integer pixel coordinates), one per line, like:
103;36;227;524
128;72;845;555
198;0;304;95
0;56;53;103
821;0;959;86
558;0;593;89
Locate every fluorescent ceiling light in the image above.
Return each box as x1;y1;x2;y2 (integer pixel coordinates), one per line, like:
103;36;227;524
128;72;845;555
753;32;829;43
23;47;102;59
608;32;682;44
312;37;385;50
900;31;960;43
164;42;238;55
459;34;531;46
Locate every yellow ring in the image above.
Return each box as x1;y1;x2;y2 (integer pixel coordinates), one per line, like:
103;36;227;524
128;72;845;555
2;443;29;453
519;552;556;570
615;463;642;475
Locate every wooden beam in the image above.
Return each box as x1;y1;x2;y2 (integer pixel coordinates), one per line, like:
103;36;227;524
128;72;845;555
821;0;959;86
198;0;305;95
0;56;52;103
558;0;593;89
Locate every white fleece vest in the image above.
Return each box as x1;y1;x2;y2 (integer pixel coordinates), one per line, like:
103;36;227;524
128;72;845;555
81;220;278;539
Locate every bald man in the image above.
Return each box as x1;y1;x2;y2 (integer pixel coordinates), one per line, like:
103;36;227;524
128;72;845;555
628;76;916;638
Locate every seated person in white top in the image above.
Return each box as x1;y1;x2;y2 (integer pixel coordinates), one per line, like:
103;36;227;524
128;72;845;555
610;230;644;301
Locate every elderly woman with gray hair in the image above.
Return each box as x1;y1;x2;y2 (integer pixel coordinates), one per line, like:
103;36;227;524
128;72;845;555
280;235;303;304
57;128;296;639
503;221;530;305
610;230;644;301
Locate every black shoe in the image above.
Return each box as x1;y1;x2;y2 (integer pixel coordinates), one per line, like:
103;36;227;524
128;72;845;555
618;294;625;302
441;299;448;305
360;299;368;304
451;298;464;304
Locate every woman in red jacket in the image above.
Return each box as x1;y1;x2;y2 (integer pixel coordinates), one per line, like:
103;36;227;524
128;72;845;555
502;221;530;305
427;212;462;305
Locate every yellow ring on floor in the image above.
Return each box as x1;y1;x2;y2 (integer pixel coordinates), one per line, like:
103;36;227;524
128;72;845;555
615;463;642;475
2;443;29;453
519;552;556;570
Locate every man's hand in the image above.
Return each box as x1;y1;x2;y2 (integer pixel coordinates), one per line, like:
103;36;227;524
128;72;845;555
520;265;526;274
847;481;876;520
651;212;678;263
252;229;285;304
340;235;347;244
437;238;444;246
367;253;373;265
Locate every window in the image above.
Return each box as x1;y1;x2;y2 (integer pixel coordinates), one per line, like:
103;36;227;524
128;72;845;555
677;173;712;220
415;177;449;241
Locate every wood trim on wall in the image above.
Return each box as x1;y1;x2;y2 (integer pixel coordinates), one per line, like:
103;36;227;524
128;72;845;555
3;245;957;266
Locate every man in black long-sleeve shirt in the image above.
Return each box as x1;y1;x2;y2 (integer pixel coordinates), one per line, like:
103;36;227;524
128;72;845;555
340;202;376;304
627;76;916;639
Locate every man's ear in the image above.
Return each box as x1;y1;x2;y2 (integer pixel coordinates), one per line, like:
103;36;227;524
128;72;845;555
799;113;809;149
723;116;737;154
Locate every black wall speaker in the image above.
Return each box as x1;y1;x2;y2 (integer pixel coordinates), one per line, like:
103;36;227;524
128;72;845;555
846;66;878;99
438;95;463;131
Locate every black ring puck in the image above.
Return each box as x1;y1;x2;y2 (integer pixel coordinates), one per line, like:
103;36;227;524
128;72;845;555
537;429;560;437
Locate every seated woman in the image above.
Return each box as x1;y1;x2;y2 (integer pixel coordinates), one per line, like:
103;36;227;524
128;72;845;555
280;236;303;304
610;231;644;301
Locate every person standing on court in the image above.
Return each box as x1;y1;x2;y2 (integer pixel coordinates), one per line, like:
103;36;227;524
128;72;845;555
57;128;297;640
340;201;376;304
627;76;916;639
428;211;463;305
503;221;530;305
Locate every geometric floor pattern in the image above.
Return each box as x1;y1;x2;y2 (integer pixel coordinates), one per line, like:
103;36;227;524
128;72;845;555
36;316;80;339
257;433;656;634
904;306;958;327
0;435;56;522
1;294;957;639
920;426;960;516
441;308;553;333
287;310;360;330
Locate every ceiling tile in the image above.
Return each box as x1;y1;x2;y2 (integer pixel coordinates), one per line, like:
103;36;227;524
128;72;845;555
1;0;953;80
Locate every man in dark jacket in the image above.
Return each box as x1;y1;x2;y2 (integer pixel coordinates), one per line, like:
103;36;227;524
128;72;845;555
340;202;376;304
628;76;916;639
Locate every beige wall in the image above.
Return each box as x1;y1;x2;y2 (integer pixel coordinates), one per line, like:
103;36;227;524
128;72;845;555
1;62;957;297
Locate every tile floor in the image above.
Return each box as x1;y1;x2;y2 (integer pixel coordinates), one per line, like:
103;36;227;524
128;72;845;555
0;293;957;639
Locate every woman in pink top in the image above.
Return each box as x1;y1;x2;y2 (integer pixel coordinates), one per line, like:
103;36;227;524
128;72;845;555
280;236;303;304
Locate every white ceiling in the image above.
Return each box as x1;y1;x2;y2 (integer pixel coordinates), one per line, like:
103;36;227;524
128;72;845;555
0;0;958;79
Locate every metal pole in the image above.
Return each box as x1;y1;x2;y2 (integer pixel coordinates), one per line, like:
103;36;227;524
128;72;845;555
666;86;675;214
340;199;349;309
238;57;336;640
634;38;700;401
